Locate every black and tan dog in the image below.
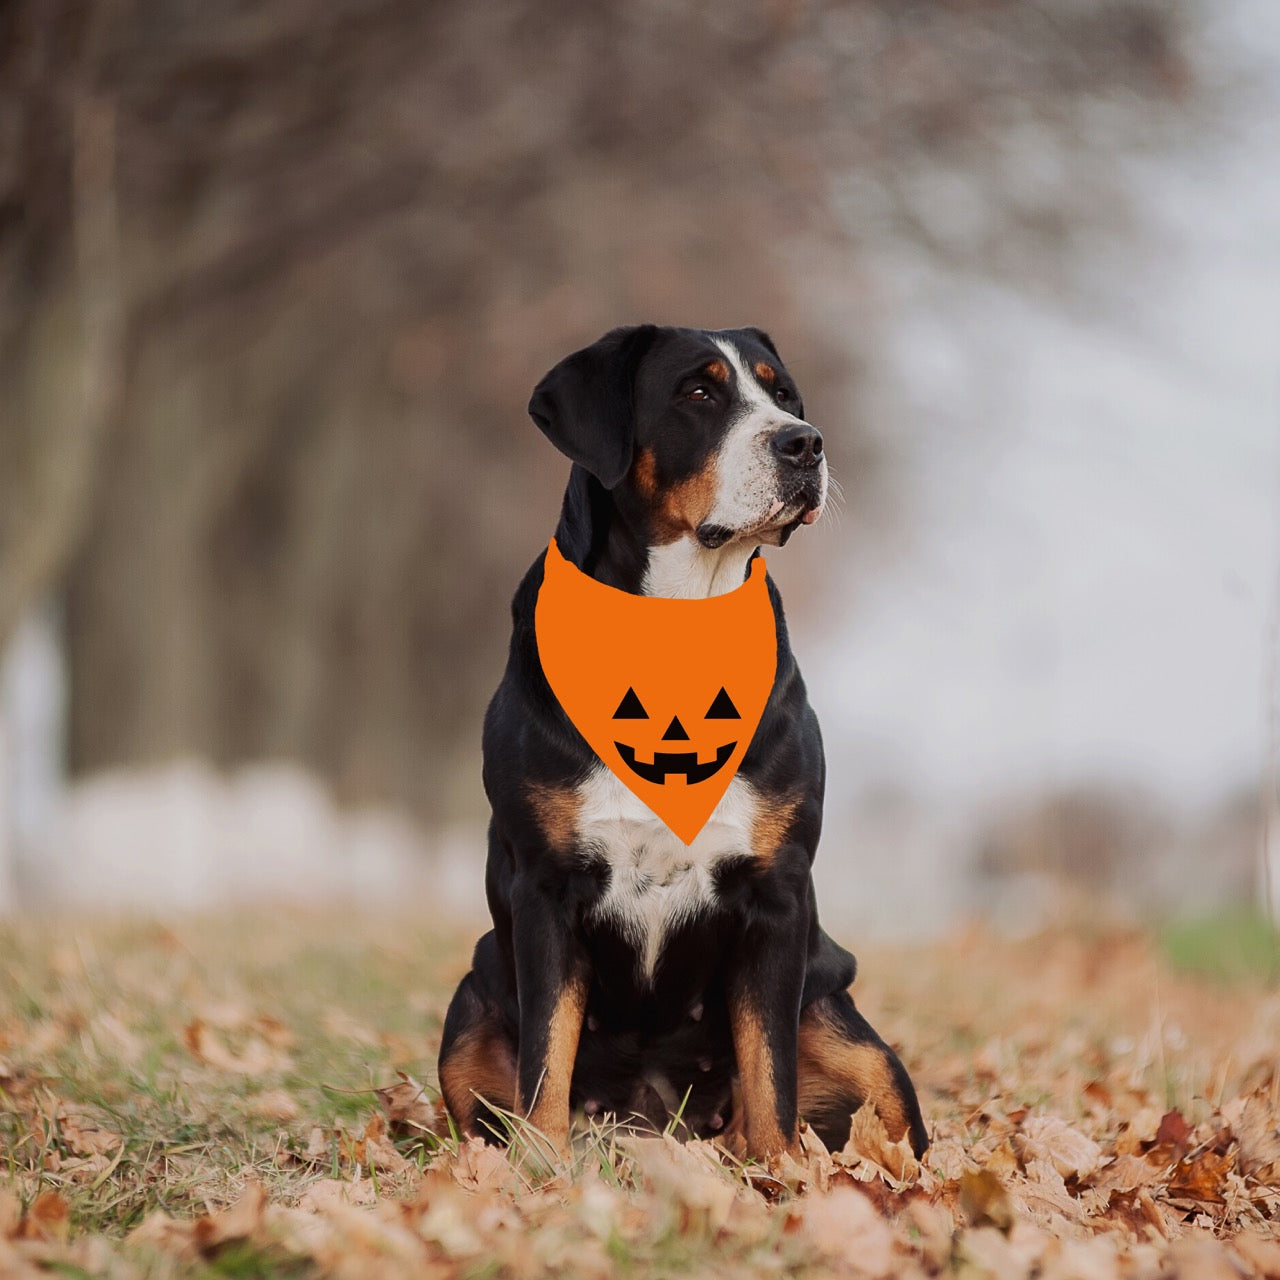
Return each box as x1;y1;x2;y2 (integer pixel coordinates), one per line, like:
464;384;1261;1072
438;325;927;1161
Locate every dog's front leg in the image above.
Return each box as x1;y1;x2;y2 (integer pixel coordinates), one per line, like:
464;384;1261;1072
727;891;808;1160
511;878;588;1160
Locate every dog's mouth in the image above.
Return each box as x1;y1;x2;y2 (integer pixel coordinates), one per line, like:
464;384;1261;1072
696;498;822;550
614;741;737;785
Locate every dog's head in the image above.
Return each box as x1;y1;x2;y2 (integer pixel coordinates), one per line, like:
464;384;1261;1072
529;326;827;561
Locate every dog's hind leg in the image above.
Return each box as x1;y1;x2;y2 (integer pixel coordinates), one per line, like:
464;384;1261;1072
796;991;929;1157
438;971;518;1142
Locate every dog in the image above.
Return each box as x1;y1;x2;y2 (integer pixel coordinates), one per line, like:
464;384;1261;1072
438;325;928;1162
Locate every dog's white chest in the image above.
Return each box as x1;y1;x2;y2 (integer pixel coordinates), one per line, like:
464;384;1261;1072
576;768;758;980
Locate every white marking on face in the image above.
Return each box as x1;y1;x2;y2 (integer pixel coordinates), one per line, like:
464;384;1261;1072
707;338;827;537
576;766;760;983
640;337;828;600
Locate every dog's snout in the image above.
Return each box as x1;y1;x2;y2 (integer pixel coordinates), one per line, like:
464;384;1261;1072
769;423;824;468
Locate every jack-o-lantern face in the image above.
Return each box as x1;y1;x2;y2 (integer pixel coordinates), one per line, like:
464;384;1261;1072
612;685;741;785
535;538;777;844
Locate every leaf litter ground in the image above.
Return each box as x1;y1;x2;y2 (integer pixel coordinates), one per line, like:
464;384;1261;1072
1;911;1278;1278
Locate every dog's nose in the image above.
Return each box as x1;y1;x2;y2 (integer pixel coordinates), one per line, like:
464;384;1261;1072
770;423;824;468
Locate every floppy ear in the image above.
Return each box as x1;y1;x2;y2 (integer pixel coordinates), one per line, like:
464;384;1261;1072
528;325;657;488
739;327;780;359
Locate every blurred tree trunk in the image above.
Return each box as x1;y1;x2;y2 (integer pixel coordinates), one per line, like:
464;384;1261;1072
0;0;122;654
0;0;1194;825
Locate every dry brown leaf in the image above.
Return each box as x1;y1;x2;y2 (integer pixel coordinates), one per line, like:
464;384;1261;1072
297;1177;378;1213
58;1107;122;1157
1020;1157;1085;1224
336;1112;410;1173
304;1126;331;1162
1223;1090;1280;1179
449;1136;524;1195
1233;1233;1280;1279
192;1182;268;1255
183;1019;293;1075
1039;1234;1122;1280
839;1102;920;1182
1167;1150;1233;1206
19;1190;70;1243
983;1138;1020;1178
799;1185;895;1277
903;1199;955;1273
622;1135;740;1231
375;1072;438;1138
246;1089;300;1122
1153;1108;1191;1153
925;1136;972;1181
1015;1115;1102;1180
1165;1238;1244;1280
1088;1153;1165;1194
0;1190;21;1240
1115;1107;1164;1156
126;1210;198;1254
959;1168;1015;1234
954;1223;1039;1277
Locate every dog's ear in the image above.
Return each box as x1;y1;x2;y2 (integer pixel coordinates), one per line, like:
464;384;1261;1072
739;327;780;359
528;325;658;489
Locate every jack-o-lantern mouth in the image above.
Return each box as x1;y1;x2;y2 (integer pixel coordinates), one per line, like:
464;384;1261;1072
613;741;737;785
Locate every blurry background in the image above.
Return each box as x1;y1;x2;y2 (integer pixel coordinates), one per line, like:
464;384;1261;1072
0;0;1276;936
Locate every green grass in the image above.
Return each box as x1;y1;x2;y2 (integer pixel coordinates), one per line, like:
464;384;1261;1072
0;912;471;1244
1160;908;1280;984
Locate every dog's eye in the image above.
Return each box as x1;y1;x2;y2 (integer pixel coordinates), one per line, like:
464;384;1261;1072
774;386;793;404
686;386;712;402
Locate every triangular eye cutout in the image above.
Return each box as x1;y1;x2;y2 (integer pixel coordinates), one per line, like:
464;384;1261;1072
613;687;649;719
705;687;740;719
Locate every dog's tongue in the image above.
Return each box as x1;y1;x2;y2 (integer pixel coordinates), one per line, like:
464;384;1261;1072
801;506;821;525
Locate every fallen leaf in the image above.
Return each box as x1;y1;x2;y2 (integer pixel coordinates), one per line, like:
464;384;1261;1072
246;1089;300;1122
1115;1107;1163;1156
1167;1151;1232;1206
449;1137;524;1195
1016;1115;1102;1180
375;1072;438;1138
621;1135;739;1231
19;1190;70;1242
58;1106;122;1157
839;1102;919;1182
1233;1233;1280;1279
184;1020;292;1075
959;1168;1015;1234
1153;1108;1191;1153
799;1185;895;1277
1165;1238;1244;1280
1020;1157;1085;1223
1223;1090;1280;1179
297;1177;378;1212
1088;1153;1164;1194
192;1182;268;1255
0;1190;20;1239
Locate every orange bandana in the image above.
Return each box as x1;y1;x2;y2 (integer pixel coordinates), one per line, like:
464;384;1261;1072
535;538;777;844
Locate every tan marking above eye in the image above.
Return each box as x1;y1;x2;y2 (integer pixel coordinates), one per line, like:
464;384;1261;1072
704;360;730;384
754;362;777;384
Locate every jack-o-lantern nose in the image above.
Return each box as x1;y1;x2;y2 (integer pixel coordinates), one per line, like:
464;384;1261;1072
661;716;690;742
